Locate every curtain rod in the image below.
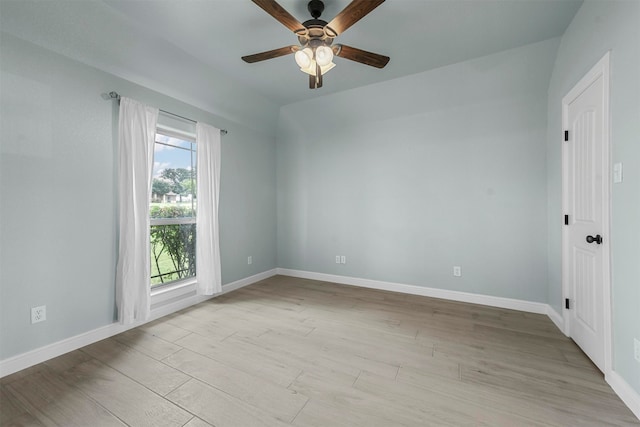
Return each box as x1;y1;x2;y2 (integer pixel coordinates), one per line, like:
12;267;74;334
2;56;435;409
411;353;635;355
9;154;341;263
105;91;228;135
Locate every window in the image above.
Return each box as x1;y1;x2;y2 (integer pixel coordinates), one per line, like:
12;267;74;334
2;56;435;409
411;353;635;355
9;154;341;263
149;131;197;287
117;98;220;323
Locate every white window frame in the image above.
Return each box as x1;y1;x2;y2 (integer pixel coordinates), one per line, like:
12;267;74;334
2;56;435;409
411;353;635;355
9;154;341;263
150;122;198;305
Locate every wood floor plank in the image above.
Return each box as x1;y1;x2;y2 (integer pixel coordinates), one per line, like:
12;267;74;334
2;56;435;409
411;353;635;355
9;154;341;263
233;332;363;384
81;338;191;396
0;365;45;386
166;379;290;427
460;362;639;426
42;350;93;374
302;315;422;346
433;336;566;368
396;364;597;426
136;318;193;343
174;332;302;388
113;328;182;361
301;304;419;339
163;349;308;423
182;416;214;427
396;355;460;380
470;323;575;360
432;337;605;383
288;371;427;427
462;353;613;394
354;370;547;426
0;385;43;426
5;370;125;427
213;306;315;337
0;412;45;427
60;359;191;427
162;311;243;341
291;397;396;427
306;326;433;369
217;287;307;313
250;329;399;379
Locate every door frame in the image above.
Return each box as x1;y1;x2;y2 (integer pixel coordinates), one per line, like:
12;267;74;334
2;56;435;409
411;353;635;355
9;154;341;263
561;51;612;374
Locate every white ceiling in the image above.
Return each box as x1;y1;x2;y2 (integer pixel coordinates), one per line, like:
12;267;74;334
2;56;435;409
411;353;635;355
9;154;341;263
0;0;582;106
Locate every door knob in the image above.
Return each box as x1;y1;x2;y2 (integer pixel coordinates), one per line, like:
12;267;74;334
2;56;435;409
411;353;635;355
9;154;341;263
586;234;602;244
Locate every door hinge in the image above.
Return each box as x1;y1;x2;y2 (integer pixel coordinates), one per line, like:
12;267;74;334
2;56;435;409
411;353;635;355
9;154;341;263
565;298;570;309
564;214;569;225
564;130;569;141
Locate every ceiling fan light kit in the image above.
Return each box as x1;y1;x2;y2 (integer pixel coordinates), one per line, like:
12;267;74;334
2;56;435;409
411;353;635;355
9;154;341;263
314;45;334;66
294;48;313;68
242;0;390;90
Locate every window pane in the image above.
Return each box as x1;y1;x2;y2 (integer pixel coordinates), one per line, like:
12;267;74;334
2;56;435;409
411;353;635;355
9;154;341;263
150;224;196;287
155;133;193;150
150;132;197;288
151;135;196;218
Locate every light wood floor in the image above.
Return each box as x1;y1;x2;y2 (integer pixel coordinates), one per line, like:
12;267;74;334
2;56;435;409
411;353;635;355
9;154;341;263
1;275;638;426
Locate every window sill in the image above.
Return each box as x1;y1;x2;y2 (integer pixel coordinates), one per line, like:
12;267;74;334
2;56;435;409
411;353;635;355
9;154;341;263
151;279;197;309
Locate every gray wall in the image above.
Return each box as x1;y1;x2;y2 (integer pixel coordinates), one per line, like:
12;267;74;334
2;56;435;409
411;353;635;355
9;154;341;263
546;0;640;393
0;34;278;360
277;39;558;302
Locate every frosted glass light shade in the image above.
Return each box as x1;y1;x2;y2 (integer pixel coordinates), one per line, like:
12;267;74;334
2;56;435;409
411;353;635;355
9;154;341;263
315;45;334;66
294;48;313;68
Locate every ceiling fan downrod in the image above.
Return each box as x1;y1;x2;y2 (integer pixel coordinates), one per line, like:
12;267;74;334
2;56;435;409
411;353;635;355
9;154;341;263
308;0;325;19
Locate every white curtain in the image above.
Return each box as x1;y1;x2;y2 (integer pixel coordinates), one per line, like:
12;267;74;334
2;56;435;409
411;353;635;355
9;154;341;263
196;122;222;295
115;97;158;324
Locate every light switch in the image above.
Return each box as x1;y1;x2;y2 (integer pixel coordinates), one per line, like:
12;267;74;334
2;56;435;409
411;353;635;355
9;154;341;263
613;162;623;183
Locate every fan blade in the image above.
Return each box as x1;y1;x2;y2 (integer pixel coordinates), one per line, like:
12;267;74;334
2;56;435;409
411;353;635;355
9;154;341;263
242;45;299;63
325;0;385;37
334;44;389;68
309;74;315;89
251;0;307;35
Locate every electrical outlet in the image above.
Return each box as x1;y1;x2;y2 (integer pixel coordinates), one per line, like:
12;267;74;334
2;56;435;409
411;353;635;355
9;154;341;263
341;256;346;264
453;266;461;277
247;256;252;265
31;305;46;324
634;338;640;363
335;255;340;264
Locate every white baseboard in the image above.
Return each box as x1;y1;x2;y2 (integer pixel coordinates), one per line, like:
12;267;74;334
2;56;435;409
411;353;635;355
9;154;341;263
277;268;549;315
546;305;566;335
221;269;277;294
0;269;277;378
607;370;640;420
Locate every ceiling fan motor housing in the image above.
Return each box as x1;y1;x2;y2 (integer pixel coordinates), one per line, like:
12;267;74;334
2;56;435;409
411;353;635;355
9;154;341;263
298;21;332;45
300;1;332;46
308;0;325;19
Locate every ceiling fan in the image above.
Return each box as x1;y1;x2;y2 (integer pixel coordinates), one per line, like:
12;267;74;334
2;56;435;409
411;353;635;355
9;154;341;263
242;0;390;89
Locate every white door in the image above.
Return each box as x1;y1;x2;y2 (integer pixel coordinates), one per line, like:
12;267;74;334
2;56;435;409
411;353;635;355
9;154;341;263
562;53;611;373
